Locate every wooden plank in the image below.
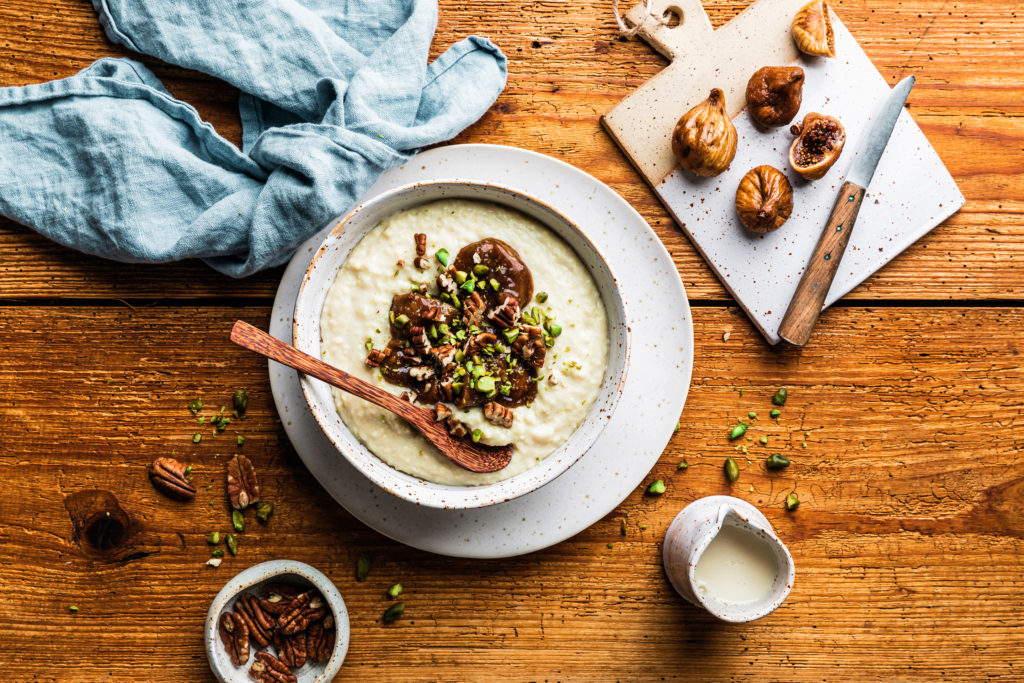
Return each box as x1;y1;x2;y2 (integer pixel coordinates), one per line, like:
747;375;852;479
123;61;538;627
1;304;1022;680
0;1;1021;300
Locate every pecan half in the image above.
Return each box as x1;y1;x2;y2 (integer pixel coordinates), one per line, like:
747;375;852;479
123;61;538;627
278;591;328;636
147;457;196;501
234;594;274;648
218;611;250;667
409;326;431;355
437;266;458;296
487;296;520;329
463;290;486;327
226;455;260;510
273;627;307;669
258;594;290;616
446;417;470;438
414;256;430;270
408;365;435;382
512;325;546;368
484;401;514;428
430;344;458;369
262;582;303;602
250;652;297;683
365;348;389;368
306;616;336;663
464;332;497;358
438;380;457;402
414;232;427;256
434;403;453;422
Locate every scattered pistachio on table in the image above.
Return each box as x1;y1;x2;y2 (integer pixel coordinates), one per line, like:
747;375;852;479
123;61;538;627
677;460;688;471
382;602;405;624
766;454;791;470
724;457;740;482
729;423;748;440
232;389;248;415
232;509;245;533
207;531;221;545
772;387;788;406
255;501;275;523
356;553;371;582
225;533;239;556
785;492;800;511
646;480;666;495
387;584;403;599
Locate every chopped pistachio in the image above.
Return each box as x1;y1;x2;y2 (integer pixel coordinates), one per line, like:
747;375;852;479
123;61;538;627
640;524;648;530
785;492;800;511
489;278;500;291
387;584;403;599
232;390;248;415
236;435;245;446
394;313;410;327
193;433;202;444
646;480;666;495
759;436;768;445
255;502;275;523
184;466;193;476
207;531;220;545
365;338;373;352
454;270;468;284
198;416;206;425
772;387;788;406
673;421;681;434
383;602;405;624
212;548;224;558
502;328;520;344
231;509;244;533
188;399;203;415
677;460;688;470
545;322;562;337
770;409;781;418
225;534;238;556
606;542;614;549
543;335;555;348
729;423;747;440
535;291;549;303
356;553;371;581
69;605;79;612
471;429;483;443
748;411;757;420
435;248;450;266
476;376;496;393
472;264;490;276
724;457;740;482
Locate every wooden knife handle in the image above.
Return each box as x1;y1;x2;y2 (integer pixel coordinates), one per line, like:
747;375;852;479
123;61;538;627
778;181;867;346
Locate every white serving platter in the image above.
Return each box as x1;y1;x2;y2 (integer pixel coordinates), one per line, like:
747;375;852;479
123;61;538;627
268;144;693;558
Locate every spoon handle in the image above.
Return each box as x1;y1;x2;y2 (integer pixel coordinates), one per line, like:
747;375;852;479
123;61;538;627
229;320;429;424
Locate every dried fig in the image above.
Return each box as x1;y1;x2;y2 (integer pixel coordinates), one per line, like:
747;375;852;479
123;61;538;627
745;66;804;127
671;88;738;178
735;166;794;233
792;0;835;57
789;113;846;179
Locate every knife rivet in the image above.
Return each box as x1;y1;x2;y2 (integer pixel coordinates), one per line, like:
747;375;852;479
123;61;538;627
824;253;831;261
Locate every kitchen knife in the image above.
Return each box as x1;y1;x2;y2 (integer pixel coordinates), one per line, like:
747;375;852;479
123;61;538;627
777;75;916;346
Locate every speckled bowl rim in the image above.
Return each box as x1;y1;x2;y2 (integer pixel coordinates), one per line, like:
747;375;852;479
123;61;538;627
293;180;630;510
204;560;349;682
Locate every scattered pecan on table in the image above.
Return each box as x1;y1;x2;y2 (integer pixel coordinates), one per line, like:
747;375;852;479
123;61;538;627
226;454;260;510
147;457;196;501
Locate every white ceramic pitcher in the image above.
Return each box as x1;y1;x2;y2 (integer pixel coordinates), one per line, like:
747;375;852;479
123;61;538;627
663;496;795;623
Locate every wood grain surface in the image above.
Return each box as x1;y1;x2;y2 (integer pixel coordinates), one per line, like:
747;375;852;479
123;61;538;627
0;0;1022;681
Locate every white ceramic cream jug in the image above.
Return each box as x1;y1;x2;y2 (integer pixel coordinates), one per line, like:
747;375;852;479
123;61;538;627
663;495;795;623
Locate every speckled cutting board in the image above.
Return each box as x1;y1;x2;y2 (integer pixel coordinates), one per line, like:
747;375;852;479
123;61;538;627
602;0;964;344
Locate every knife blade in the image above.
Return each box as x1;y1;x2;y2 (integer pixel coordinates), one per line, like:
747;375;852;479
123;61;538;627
777;75;915;346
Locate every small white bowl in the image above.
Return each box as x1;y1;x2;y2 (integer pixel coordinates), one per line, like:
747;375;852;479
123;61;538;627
293;180;630;510
204;560;349;682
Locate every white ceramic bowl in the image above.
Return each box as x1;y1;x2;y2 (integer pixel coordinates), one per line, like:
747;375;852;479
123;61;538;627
293;180;630;509
204;560;349;682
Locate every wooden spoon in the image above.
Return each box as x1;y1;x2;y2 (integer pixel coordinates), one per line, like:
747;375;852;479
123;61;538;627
230;320;513;474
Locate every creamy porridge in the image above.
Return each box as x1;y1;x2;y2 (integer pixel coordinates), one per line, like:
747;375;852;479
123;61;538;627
320;199;608;485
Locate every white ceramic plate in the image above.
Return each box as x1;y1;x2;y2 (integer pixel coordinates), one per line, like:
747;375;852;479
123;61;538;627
268;144;692;558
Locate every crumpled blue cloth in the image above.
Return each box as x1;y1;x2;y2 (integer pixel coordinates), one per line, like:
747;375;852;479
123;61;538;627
0;0;506;276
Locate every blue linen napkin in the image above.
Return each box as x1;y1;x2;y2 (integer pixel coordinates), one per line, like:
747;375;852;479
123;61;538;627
0;0;506;276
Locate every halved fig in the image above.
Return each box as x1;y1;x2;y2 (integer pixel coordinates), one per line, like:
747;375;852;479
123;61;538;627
788;113;845;180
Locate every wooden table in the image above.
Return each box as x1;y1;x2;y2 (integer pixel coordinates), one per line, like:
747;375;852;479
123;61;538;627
1;1;1021;680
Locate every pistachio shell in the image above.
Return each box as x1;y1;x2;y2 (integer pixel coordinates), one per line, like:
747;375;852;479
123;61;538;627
735;166;794;233
671;88;738;178
792;0;835;58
